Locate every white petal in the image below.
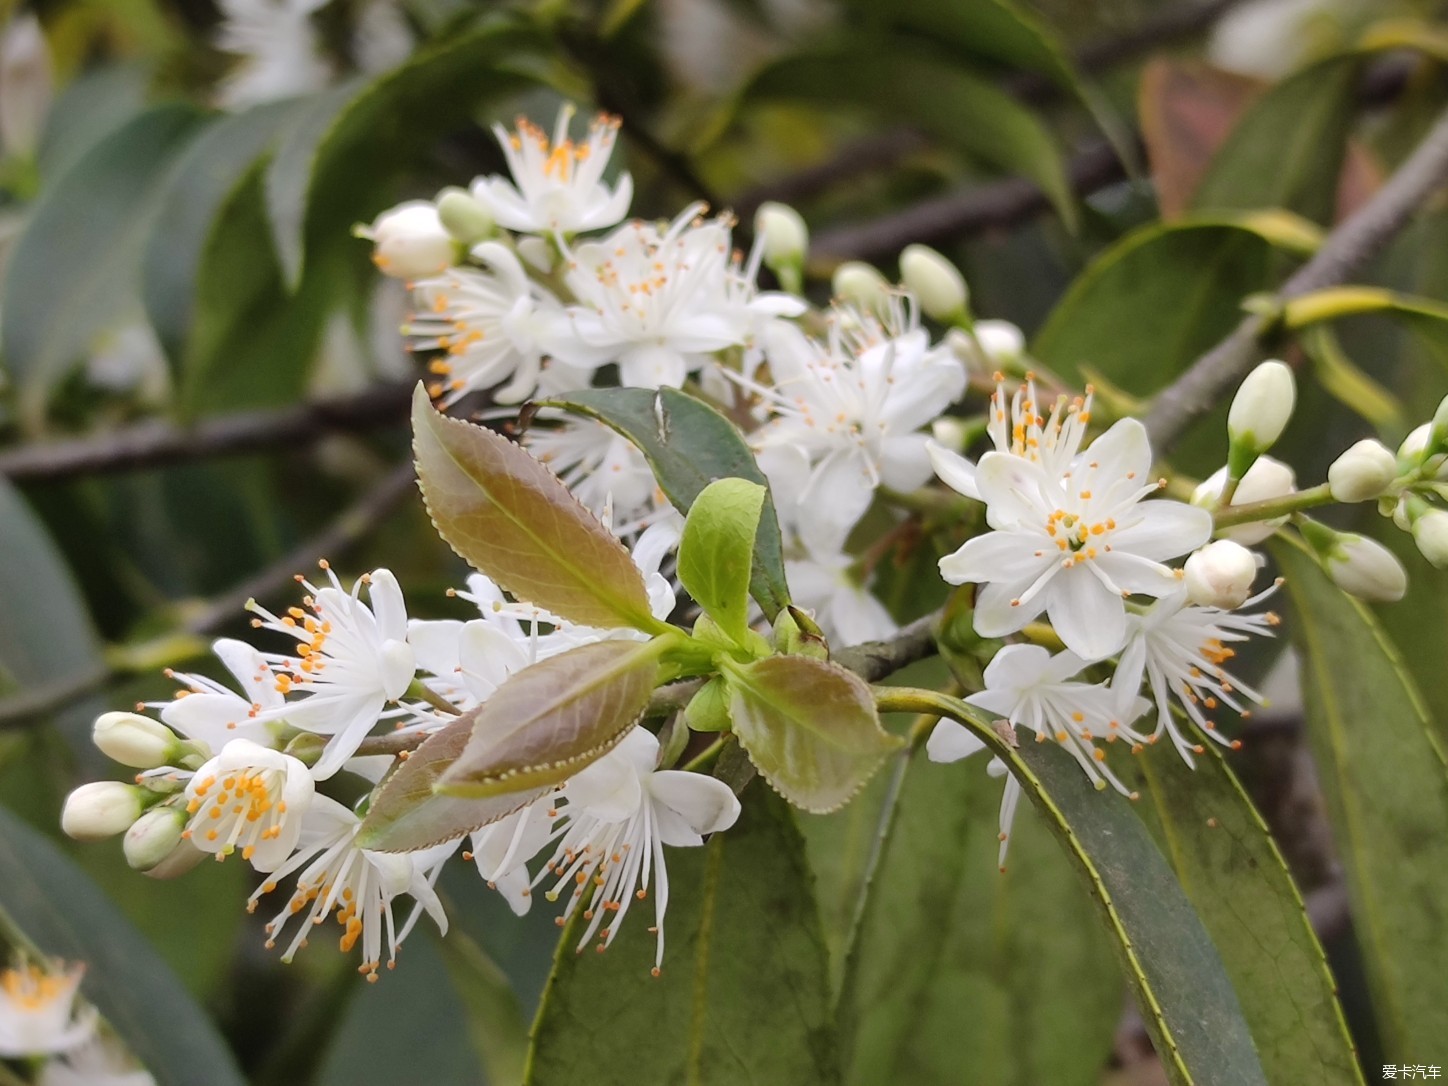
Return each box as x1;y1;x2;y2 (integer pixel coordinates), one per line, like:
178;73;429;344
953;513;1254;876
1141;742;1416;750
926;440;981;501
1046;569;1127;660
972;580;1043;638
937;531;1052;586
1111;501;1212;561
975;453;1053;530
925;719;985;763
1083;417;1152;481
367;569;409;640
648;772;741;845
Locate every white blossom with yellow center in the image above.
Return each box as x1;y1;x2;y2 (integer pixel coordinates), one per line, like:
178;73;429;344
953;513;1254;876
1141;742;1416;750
182;739;314;871
0;960;96;1058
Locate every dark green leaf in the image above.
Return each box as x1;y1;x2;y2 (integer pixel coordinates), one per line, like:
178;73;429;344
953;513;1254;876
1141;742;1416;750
0;806;247;1086
437;928;530;1086
525;790;839;1086
678;477;765;646
1273;537;1448;1057
1;104;206;422
724;655;903;813
35;65;147;183
837;754;1119;1086
413;387;659;631
439;639;662;798
542;386;790;619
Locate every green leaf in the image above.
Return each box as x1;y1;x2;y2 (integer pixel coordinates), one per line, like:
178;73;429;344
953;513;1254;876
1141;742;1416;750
524;790;839;1086
0;806;247;1086
356;712;552;852
1;103;206;423
1192;55;1362;224
437;928;530;1086
745;43;1076;233
438;639;662;798
542;386;790;619
837;755;1119;1086
678;478;766;647
1032;220;1276;393
1273;537;1448;1057
35;65;147;183
413;387;659;631
724;655;903;813
1118;744;1363;1085
264;23;537;287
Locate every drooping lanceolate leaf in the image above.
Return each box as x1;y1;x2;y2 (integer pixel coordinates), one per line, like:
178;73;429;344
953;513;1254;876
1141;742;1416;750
1273;539;1448;1058
412;387;660;631
1117;744;1362;1086
724;656;903;813
0;807;247;1086
356;713;551;852
525;790;839;1086
438;639;662;799
542;386;791;619
678;478;766;647
436;929;531;1086
836;754;1120;1086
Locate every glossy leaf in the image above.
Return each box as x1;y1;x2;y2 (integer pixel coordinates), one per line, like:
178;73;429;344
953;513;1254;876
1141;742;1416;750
356;712;551;852
439;639;662;798
542;386;790;619
724;656;903;813
413;387;659;631
524;790;839;1086
678;477;765;647
0;806;247;1086
1273;539;1448;1057
1119;744;1363;1085
837;753;1119;1086
1;103;206;421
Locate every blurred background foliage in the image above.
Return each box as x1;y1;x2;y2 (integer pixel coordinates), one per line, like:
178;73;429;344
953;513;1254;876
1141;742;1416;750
3;0;1448;1082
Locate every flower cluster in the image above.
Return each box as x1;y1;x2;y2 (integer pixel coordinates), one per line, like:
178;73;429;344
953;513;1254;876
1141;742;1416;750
0;958;151;1085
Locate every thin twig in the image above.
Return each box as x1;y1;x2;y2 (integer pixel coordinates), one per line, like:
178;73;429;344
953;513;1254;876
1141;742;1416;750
1145;104;1448;450
0;383;411;483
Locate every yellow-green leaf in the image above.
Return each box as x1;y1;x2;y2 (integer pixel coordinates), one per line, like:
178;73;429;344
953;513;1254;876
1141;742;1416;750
678;478;765;647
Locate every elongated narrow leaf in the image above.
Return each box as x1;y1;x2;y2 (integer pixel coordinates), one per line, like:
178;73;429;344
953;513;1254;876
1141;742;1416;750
437;929;530;1086
525;790;839;1085
413;387;658;630
439;639;661;798
543;386;790;619
1119;744;1362;1085
0;807;247;1086
725;656;903;812
356;713;551;851
837;754;1119;1086
678;478;765;646
1273;539;1448;1057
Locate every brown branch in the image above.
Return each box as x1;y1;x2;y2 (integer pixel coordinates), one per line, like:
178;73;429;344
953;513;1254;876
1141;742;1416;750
1145;103;1448;450
0;382;412;483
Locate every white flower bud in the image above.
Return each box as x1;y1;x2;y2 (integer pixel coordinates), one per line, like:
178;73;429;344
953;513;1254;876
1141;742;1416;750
1192;457;1297;544
930;415;971;452
123;807;187;872
1412;508;1448;569
1227;360;1295;472
357;201;455;280
515;235;554;273
1329;535;1407;602
973;320;1026;366
755;202;807;266
436;186;494;245
900;244;968;322
1184;540;1258;609
0;14;53;159
832;261;891;315
1431;393;1448;450
1328;439;1398;502
92;712;179;769
61;782;144;841
1398;422;1448;477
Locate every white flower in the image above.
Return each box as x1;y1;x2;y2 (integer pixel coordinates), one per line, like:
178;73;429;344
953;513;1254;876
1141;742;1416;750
214;0;330;110
524;416;666;530
359;201;455;281
157;637;287;753
534;727;740;973
1112;589;1277;764
784;540;897;648
249;795;447;980
1183;539;1258;610
247;565;416;780
38;1035;156;1086
749;306;965;551
0;14;53;160
467;802;560;915
940;417;1211;660
182;739;314;870
406;243;564;406
0;961;96;1058
472;105;632;236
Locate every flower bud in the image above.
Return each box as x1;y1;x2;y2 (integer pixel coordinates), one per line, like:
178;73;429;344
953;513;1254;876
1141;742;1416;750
436;186;495;246
1430;393;1448;451
1192;457;1297;544
973;320;1026;366
356;201;455;280
515;235;554;274
900;244;968;323
123;807;187;872
1227;360;1295;475
92;712;179;769
1412;508;1448;569
1328;439;1398;502
61;782;144;841
755;202;808;289
832;261;891;315
0;14;53;160
1300;519;1407;602
1184;540;1258;609
1398;422;1448;477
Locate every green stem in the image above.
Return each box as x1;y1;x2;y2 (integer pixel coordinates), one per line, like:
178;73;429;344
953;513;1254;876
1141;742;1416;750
1213;482;1334;528
681;737;726;773
873;686;998;753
